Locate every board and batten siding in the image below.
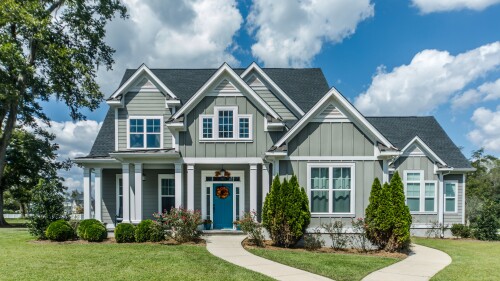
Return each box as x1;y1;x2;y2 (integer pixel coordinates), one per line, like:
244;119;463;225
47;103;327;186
246;74;297;121
102;169;120;225
278;160;383;227
117;90;173;150
179;94;281;158
288;122;374;157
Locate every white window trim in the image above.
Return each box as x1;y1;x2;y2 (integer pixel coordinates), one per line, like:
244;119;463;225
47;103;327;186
158;174;175;213
198;106;253;142
127;115;164;149
116;174;123;219
444;180;459;214
403;170;438;214
307;163;356;216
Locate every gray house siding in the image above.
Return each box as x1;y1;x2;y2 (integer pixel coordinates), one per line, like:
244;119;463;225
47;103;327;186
278;160;383;227
179;95;281;158
288;123;374;157
246;73;297;120
443;174;464;225
102;169;120;225
117;91;173;150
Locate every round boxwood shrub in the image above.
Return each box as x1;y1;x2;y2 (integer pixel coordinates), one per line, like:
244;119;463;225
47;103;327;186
149;222;165;242
77;219;103;239
115;223;136;243
45;220;74;242
85;224;107;242
135;220;165;242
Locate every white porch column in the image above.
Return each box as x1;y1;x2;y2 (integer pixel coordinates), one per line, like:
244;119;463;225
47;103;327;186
382;159;389;184
438;173;444;225
250;164;258;212
94;168;103;221
175;163;184;208
134;163;143;222
122;163;131;223
83;167;91;219
262;163;270;205
187;164;195;210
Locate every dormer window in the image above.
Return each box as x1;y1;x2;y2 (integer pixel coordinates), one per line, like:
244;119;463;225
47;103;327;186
128;116;163;149
200;106;252;141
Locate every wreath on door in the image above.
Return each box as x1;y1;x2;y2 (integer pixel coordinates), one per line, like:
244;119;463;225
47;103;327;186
216;186;230;199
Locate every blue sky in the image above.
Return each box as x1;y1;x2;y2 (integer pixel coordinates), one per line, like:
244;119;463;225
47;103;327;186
40;0;499;190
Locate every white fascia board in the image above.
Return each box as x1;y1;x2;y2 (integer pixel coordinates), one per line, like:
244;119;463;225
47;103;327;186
109;64;177;100
172;63;280;120
166;122;186;131
265;151;287;157
241;62;305;117
106;99;124;107
401;136;447;166
72;158;120;164
274;87;394;149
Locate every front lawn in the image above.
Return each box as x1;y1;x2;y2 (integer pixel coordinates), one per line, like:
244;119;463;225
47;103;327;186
248;247;401;281
5;218;28;226
0;228;272;281
414;237;500;281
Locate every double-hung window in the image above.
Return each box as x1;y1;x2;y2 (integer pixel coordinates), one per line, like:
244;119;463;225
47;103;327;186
309;164;354;214
159;175;175;213
199;107;252;141
404;171;437;213
444;181;457;213
129;117;162;149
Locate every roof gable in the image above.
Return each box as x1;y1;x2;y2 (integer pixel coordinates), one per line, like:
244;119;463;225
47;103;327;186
274;87;393;149
401;136;447;165
171;63;280;120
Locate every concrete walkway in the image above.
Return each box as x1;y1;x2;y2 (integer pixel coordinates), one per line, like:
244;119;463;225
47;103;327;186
362;244;452;281
204;235;332;281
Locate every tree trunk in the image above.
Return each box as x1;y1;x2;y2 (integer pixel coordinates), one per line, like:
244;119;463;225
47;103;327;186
0;101;19;195
0;191;8;226
20;203;27;218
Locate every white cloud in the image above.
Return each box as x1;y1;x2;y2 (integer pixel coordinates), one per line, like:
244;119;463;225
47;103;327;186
354;42;500;116
468;107;500;153
248;0;374;67
36;119;102;191
412;0;500;13
452;78;500;110
97;0;243;96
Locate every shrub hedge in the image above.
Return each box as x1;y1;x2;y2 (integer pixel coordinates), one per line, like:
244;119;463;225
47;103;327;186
77;219;103;239
85;224;107;242
135;220;164;242
45;220;74;242
115;223;136;243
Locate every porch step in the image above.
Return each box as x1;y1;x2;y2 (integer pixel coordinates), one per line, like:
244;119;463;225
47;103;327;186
202;229;245;236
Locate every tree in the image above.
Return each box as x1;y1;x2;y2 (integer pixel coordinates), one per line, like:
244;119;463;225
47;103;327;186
386;172;412;251
365;177;384;246
0;0;127;226
0;128;70;224
27;178;67;239
262;175;311;247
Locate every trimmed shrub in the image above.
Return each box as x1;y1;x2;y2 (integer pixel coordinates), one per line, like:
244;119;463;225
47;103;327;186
386;172;412;251
85;224;107;242
45;220;74;241
451;224;471;238
154;208;202;243
115;223;136;243
135;220;164;243
77;219;103;239
238;211;265;247
262;175;311;247
473;201;499;241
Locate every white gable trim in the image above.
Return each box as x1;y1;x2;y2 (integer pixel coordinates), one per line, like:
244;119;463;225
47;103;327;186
241;62;305;117
274;87;393;148
401;136;447;166
172;63;280;120
108;64;177;101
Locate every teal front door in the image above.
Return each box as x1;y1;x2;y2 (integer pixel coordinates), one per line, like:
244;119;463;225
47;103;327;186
213;183;233;229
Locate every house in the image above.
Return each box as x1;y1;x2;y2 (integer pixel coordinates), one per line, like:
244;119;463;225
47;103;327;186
74;62;473;235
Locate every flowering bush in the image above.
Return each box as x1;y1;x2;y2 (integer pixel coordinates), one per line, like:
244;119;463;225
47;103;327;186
237;211;265;247
154;207;202;243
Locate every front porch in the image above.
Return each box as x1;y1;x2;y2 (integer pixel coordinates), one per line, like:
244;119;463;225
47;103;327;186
82;160;272;229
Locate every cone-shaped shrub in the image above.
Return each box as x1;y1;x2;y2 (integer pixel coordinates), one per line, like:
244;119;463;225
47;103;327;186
262;174;311;247
365;177;383;246
386;172;412;251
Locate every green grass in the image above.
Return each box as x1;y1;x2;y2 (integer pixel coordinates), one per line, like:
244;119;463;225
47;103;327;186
0;228;272;281
248;248;400;281
414;237;500;281
5;218;28;226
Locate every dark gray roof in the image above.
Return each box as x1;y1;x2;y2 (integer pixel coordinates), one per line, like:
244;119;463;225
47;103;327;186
117;67;330;112
87;108;115;157
366;116;471;169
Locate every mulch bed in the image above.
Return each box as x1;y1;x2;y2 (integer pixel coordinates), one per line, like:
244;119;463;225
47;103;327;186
242;238;408;259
